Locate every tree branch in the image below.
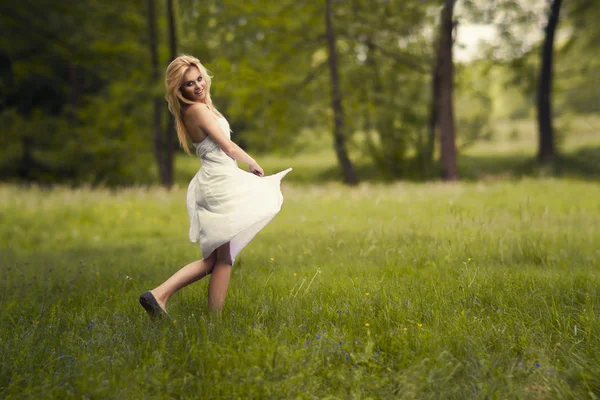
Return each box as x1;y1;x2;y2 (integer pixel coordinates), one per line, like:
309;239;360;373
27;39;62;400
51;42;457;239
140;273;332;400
365;39;430;73
296;60;328;90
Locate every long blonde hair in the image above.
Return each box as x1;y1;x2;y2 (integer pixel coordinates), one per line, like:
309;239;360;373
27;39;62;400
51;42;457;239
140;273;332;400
165;55;224;155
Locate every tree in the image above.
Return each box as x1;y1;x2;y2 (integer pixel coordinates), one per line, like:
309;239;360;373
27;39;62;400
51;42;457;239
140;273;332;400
146;0;178;188
0;0;152;186
335;0;435;179
147;0;167;187
537;0;563;164
164;0;178;187
438;0;458;181
325;0;358;185
426;48;441;169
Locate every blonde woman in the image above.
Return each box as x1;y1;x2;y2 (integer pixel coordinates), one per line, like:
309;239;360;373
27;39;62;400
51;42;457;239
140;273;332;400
139;55;291;317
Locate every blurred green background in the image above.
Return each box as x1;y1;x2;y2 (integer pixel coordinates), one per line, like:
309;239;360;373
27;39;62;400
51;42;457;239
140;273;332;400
0;0;598;186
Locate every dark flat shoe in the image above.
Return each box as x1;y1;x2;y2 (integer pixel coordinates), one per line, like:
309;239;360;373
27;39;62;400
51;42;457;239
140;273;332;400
139;291;169;319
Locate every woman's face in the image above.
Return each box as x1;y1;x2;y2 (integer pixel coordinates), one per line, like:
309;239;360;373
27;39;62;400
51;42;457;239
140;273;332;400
179;66;207;102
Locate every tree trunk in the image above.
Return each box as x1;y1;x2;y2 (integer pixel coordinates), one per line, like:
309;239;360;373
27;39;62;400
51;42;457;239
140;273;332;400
324;0;358;185
537;0;562;164
438;0;458;181
167;0;178;62
147;0;166;186
164;0;178;188
425;55;441;168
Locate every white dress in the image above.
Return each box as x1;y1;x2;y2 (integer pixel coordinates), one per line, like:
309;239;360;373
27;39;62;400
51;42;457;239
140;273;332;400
186;115;292;262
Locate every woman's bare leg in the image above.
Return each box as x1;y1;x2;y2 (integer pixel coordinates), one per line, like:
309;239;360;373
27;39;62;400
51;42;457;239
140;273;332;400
208;242;233;312
150;251;217;311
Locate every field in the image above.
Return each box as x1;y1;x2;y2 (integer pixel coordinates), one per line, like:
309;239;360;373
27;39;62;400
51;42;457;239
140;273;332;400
1;118;600;399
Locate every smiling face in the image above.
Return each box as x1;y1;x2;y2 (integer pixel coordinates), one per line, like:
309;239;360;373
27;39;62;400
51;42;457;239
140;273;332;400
179;65;207;103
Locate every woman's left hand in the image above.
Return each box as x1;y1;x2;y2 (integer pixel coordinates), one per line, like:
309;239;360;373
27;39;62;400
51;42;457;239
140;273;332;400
250;162;264;177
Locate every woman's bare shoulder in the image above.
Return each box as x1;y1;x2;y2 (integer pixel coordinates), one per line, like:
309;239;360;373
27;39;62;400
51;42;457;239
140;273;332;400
183;103;211;120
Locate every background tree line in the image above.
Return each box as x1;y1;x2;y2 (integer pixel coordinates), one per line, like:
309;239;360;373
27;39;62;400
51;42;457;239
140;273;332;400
0;0;597;186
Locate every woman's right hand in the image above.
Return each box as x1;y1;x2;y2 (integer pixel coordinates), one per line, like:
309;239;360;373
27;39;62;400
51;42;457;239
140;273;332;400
250;162;264;177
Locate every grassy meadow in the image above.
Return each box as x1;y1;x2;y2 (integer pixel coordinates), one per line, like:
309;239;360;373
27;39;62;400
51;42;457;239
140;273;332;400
1;117;600;399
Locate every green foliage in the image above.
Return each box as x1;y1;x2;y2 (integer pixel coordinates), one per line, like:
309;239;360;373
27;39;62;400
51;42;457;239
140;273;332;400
339;0;435;178
554;0;600;116
178;0;325;151
0;0;155;185
178;0;438;177
454;61;496;149
0;0;598;185
458;0;600;119
1;179;600;397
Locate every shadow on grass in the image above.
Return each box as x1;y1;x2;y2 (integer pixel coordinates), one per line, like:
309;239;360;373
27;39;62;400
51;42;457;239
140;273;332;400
296;146;600;184
460;146;600;182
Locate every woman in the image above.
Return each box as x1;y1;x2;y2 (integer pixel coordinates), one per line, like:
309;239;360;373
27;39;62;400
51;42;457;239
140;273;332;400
139;55;291;317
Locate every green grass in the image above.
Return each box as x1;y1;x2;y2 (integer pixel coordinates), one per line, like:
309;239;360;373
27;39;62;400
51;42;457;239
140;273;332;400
1;178;600;398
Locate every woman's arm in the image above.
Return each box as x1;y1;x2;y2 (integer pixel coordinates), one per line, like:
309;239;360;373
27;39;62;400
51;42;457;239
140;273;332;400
187;104;263;175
